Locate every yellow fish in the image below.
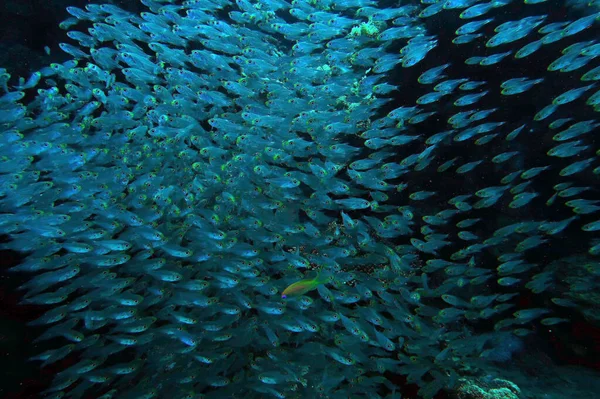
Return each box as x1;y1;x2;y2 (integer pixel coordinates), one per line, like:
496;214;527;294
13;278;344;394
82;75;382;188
281;273;330;299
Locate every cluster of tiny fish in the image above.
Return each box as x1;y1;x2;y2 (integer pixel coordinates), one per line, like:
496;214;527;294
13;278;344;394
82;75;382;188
1;0;600;398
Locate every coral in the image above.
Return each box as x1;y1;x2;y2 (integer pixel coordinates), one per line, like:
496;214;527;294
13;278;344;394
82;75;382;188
455;377;521;399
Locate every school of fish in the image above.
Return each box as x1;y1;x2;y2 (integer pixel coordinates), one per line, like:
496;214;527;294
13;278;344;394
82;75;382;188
1;0;600;397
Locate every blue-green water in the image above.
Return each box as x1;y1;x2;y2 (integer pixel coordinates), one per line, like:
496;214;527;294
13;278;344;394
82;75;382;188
1;0;600;398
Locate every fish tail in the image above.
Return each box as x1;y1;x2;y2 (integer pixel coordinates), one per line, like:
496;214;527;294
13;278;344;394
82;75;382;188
315;270;332;285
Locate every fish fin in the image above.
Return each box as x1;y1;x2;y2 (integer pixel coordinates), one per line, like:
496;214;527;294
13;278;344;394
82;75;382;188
315;270;332;285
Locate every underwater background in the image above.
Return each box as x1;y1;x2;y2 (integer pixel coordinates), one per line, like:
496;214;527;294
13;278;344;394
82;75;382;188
1;0;600;398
